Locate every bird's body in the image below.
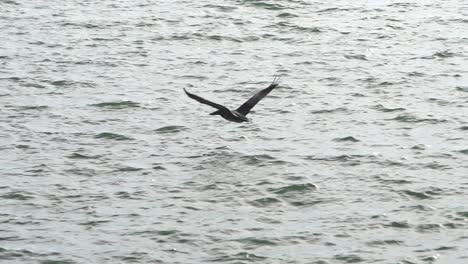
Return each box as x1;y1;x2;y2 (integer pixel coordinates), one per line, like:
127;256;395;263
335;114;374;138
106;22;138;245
211;109;249;123
184;76;280;123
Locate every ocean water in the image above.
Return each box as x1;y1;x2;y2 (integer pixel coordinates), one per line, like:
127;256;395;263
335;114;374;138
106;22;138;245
1;1;467;263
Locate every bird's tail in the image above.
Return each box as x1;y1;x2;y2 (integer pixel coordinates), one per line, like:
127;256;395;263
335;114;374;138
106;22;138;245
209;110;221;115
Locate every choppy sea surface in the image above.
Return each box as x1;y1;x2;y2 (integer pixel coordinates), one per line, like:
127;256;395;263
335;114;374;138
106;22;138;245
1;1;468;263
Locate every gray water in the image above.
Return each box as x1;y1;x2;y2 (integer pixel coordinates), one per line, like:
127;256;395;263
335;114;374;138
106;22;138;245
1;1;468;263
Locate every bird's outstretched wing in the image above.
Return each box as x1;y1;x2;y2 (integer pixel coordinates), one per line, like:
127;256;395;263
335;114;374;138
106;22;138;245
236;76;280;116
184;88;230;112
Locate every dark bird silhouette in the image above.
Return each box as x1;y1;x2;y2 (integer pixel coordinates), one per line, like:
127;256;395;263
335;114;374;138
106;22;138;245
184;76;280;123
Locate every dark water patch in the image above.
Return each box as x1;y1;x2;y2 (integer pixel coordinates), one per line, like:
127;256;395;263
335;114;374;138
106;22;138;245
458;149;468;155
242;1;286;10
456;86;468;92
419;50;458;60
433;50;457;58
371;104;405;112
0;76;21;81
288;200;322;207
334;136;360;142
411;144;427;150
407;71;425;77
459;126;468;131
249;197;282;207
389;114;446;124
271;183;317;195
367;240;404;246
204;4;238;12
435;246;457;251
274;22;322;33
344;54;367;60
208;252;267;262
278;12;298;18
1;0;19;5
18;105;49;111
67;153;100;159
154;125;187;134
334;254;365;263
377;81;396;86
94;132;133;141
456;211;468;218
117;166;143;172
376;176;412;184
207;34;242;42
400;205;434;212
65;167;98;177
61;22;103;29
40;260;76;264
47;80;75;87
0;247;41;259
91;101;140;109
79;220;112;226
234;237;278;247
401;190;432;199
152;165;167;170
305;154;370;166
311;107;348;114
0;236;22;241
1;191;33;200
416;223;442;232
240;154;276;165
157;230;178;236
385;221;411;228
420;161;451;170
181;75;208;80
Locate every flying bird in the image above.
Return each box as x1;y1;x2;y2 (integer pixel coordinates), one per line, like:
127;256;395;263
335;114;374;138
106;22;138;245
184;76;280;123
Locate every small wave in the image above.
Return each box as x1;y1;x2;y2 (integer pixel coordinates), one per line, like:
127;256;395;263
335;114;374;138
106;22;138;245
367;240;404;246
203;4;238;12
79;220;112;226
433;50;457;58
241;1;286;10
154;125;187;134
334;254;365;263
94;132;133;141
385;221;411;228
0;191;34;200
274;22;322;33
234;237;278;246
401;190;432;199
344;54;367;60
419;50;459;59
67;153;100;159
48;80;75;87
310;107;348;114
417;223;443;232
456;86;468;92
249;197;282;207
91;101;140;109
333;136;360;142
389;114;446;124
117;166;143;172
371;104;405;112
458;149;468;155
18;105;49;110
277;12;298;18
209;252;267;262
152;165;167;170
271;183;318;194
456;211;468;218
